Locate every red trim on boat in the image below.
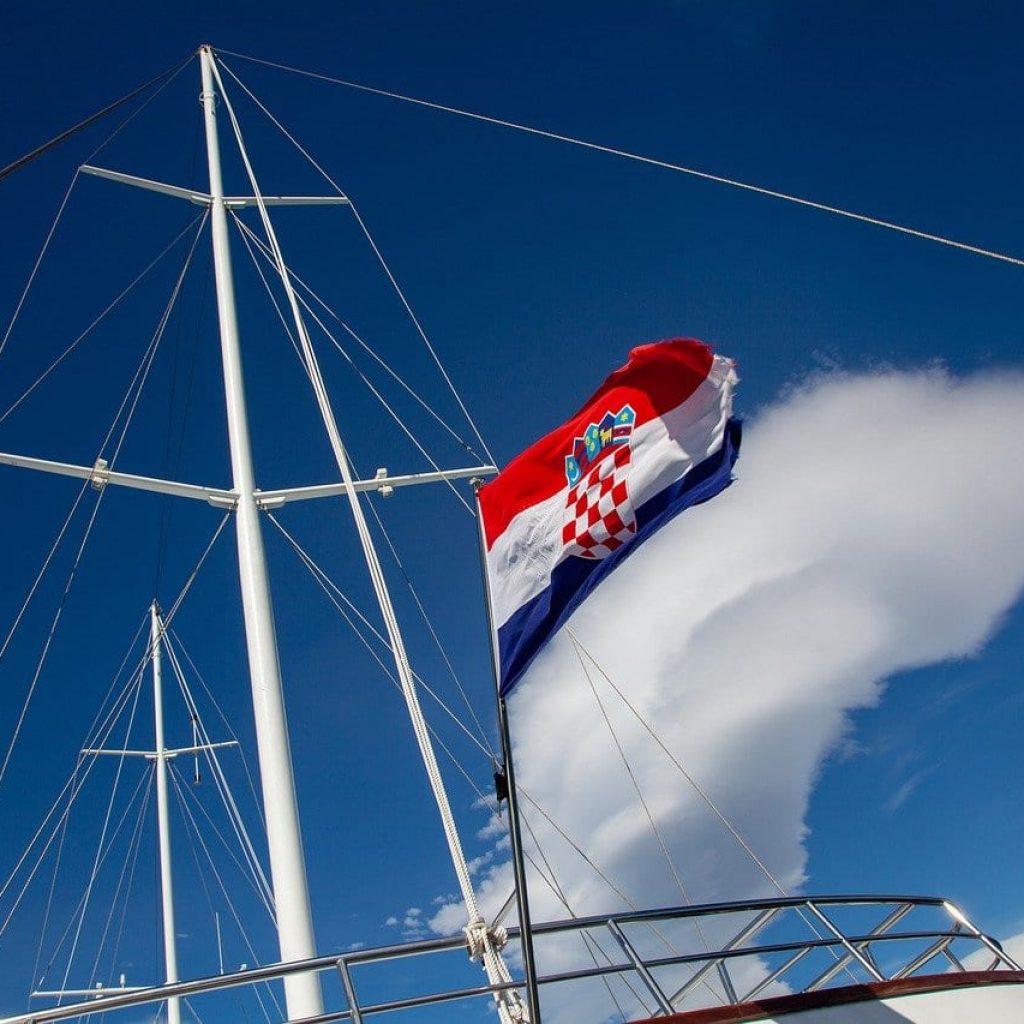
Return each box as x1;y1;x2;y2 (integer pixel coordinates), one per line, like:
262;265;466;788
630;970;1024;1023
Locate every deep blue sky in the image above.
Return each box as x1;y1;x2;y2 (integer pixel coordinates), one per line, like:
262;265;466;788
1;2;1023;1020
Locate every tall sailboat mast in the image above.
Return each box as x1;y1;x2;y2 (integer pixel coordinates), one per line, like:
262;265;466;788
149;602;181;1024
198;45;322;1020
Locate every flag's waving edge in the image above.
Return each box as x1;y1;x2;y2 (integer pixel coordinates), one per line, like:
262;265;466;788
479;338;741;697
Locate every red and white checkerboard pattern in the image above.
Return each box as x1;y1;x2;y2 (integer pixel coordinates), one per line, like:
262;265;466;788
561;444;637;560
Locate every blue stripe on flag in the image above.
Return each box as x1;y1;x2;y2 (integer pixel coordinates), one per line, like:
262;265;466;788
497;417;742;696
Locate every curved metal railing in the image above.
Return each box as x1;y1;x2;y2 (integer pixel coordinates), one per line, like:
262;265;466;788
7;894;1022;1024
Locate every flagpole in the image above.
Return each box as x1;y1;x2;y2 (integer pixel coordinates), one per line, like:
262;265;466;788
472;480;543;1024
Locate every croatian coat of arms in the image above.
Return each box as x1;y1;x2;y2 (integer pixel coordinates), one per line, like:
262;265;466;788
562;404;637;560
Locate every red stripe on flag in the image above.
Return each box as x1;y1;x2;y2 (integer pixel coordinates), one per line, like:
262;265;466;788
479;339;714;548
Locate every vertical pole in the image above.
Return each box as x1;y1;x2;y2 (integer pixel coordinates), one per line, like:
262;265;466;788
472;483;543;1023
150;603;181;1024
198;45;322;1021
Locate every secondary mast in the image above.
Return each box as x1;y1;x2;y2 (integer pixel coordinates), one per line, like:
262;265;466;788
150;602;181;1024
198;45;322;1020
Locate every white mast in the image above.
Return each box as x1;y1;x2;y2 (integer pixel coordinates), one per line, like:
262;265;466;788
198;45;322;1020
149;602;181;1024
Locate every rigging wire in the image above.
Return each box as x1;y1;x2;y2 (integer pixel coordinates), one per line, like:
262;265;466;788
233;215;484;461
162;633;276;916
266;514;494;760
0;212;208;428
169;764;282;1022
0;53;194;184
219;49;1024;271
170;769;277;1024
169;629;267;833
567;630;860;988
517;810;650;1024
0;50;194;367
566;629;789;899
215;57;497;463
31;767;153;986
0;213;208;792
234;220;491;748
91;770;154;993
0;517;228;946
571;639;736;1003
232;215;476;515
53;677;145;1003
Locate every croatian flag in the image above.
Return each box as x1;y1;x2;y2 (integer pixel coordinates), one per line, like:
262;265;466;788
479;339;741;696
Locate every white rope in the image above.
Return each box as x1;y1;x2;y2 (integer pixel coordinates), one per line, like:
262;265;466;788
219;50;1024;271
215;57;498;463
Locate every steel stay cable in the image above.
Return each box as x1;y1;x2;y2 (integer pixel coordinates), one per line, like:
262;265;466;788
571;641;729;1006
232;215;476;515
0;660;146;920
567;630;861;986
215;57;496;464
87;769;154;994
517;809;649;1023
31;766;153;984
231;214;482;461
168;629;267;833
54;671;145;1004
0;513;227;934
26;626;148;992
0;212;207;428
266;514;495;761
169;769;277;1024
1;52;194;367
168;764;283;1022
161;633;275;915
566;630;786;898
0;214;207;793
219;49;1024;271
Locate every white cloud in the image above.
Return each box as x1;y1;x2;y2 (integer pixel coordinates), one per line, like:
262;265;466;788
434;367;1024;1022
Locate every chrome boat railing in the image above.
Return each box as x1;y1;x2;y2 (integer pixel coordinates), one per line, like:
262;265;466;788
7;894;1022;1023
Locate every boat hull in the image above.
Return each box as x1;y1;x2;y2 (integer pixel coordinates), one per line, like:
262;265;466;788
633;970;1024;1022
